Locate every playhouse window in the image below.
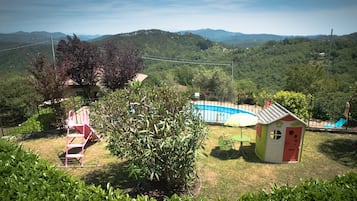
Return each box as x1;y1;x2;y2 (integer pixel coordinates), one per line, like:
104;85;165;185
270;129;282;140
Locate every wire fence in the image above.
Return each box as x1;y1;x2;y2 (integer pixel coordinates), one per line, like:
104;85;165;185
63;89;355;133
191;95;356;132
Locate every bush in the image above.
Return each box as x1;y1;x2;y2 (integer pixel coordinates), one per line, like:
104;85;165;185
5;108;55;136
273;91;309;121
239;172;357;201
92;85;208;193
0;138;139;200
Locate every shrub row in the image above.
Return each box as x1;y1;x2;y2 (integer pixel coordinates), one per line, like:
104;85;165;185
239;172;357;201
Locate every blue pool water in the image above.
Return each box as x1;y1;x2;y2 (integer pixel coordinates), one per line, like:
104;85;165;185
193;104;255;124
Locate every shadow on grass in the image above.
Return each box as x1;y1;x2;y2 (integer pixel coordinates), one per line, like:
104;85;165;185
318;138;357;167
81;161;199;200
210;143;262;163
81;161;138;194
81;161;177;200
58;141;97;166
16;129;65;141
210;146;241;160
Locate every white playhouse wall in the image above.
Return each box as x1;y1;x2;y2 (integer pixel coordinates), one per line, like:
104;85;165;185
264;121;285;163
264;119;306;163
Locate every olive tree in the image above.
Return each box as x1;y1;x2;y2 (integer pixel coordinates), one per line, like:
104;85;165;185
91;85;207;192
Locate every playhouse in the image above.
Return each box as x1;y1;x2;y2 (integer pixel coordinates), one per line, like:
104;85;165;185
255;103;307;163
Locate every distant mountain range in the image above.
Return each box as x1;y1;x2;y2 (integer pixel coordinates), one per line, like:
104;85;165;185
0;31;101;44
177;28;353;47
1;29;349;48
177;29;289;47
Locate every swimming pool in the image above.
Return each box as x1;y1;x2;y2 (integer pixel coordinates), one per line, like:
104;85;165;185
193;104;256;124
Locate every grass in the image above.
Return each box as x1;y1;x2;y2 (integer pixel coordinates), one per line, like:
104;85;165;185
17;125;357;200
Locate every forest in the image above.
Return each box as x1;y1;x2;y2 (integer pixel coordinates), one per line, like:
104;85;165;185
0;30;356;127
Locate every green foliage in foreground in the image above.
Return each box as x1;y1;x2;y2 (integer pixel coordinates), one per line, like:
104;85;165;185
5;108;55;136
239;172;357;201
0;138;146;201
92;85;208;192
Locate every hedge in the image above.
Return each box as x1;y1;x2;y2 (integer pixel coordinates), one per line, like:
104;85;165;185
239;172;357;201
0;138;155;201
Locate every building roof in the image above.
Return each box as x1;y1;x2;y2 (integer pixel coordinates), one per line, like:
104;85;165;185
65;73;148;86
257;102;307;126
131;73;148;82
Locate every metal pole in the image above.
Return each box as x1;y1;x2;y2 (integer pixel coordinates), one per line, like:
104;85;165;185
326;29;333;81
51;35;56;68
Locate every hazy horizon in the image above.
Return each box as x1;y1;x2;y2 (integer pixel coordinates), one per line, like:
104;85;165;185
1;28;354;38
1;0;356;36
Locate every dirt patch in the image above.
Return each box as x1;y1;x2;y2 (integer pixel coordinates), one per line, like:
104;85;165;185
245;164;278;187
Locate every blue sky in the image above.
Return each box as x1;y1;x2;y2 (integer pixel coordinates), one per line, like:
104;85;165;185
0;0;356;35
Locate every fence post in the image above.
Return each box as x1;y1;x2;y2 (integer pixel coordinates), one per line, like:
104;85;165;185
307;95;313;128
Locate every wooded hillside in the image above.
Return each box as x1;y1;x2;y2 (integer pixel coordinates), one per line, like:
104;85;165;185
1;30;356;124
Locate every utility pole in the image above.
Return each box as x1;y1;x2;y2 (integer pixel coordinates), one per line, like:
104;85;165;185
231;60;234;83
51;35;56;69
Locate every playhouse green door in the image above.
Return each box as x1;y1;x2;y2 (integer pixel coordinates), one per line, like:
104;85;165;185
283;127;302;162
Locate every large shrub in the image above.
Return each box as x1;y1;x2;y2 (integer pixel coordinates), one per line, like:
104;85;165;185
91;85;207;192
273;91;309;121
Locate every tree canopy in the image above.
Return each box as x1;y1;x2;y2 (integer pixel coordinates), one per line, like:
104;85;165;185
0;71;41;126
102;42;144;90
27;54;67;105
56;34;102;99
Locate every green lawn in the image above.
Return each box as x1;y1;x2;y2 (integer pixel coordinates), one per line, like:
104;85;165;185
18;125;357;200
198;126;356;200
